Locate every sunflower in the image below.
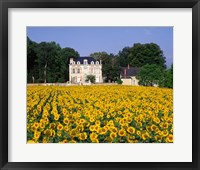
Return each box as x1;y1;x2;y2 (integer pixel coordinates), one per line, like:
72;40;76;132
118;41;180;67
155;135;162;142
118;129;126;137
27;140;35;143
92;139;99;143
90;132;98;141
42;137;48;143
163;122;169;129
70;129;77;137
33;122;39;129
110;127;118;133
142;133;149;141
57;131;62;137
79;132;87;140
54;114;60;121
63;118;70;125
99;127;107;135
45;129;52;136
50;123;56;129
79;118;86;124
127;127;135;134
57;124;63;131
127;135;135;143
166;134;173;143
110;132;117;140
39;122;45;129
151;124;157;131
95;120;101;126
89;125;95;132
89;117;95;123
162;130;169;137
34;131;41;139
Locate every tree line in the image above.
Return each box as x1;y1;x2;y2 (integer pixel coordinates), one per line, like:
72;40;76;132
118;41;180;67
27;37;173;88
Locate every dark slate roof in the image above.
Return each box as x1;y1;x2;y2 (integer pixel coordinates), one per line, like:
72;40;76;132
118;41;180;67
75;57;99;64
120;67;140;77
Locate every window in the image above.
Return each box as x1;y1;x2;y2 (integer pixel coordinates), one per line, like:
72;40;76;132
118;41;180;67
77;61;80;65
84;59;87;65
77;68;80;73
91;61;94;65
96;61;99;64
72;69;75;73
72;61;75;65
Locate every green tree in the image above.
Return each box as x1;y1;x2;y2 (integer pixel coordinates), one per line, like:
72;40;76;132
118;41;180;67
118;47;131;67
90;52;120;82
164;64;173;88
85;75;96;83
27;37;38;83
35;41;62;83
136;64;164;86
128;43;166;69
59;47;79;82
27;37;80;83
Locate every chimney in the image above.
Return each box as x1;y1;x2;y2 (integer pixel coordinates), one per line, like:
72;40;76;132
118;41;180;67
124;68;126;78
70;58;73;64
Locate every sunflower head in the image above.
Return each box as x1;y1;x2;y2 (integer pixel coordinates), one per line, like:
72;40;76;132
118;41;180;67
110;132;117;140
127;127;135;134
166;134;173;143
118;129;126;137
57;124;63;131
79;132;87;140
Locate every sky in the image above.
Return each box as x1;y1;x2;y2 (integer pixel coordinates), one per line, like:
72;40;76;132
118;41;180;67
27;27;173;67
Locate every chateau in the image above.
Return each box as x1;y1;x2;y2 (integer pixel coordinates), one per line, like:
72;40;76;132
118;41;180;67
69;57;103;84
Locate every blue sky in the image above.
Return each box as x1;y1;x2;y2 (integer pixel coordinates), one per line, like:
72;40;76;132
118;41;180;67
27;27;173;67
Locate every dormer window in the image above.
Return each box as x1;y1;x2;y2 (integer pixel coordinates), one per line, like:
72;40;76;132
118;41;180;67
96;61;99;65
77;61;80;65
91;61;94;65
72;61;75;65
84;59;88;65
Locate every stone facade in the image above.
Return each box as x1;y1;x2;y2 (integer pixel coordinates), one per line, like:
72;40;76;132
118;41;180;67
69;57;103;83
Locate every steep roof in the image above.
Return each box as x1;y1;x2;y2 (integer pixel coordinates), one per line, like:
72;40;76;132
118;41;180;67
75;57;99;64
120;67;140;77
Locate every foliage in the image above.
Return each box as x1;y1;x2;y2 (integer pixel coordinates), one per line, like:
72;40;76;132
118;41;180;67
136;64;164;86
90;52;120;82
163;64;173;88
27;37;172;86
85;75;96;83
27;85;173;143
27;37;79;83
128;43;166;69
117;78;123;84
118;47;131;67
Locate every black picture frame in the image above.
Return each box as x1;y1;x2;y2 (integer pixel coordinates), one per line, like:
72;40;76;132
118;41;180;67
0;0;199;169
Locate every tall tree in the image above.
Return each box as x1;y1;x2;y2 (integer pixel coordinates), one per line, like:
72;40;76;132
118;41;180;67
136;64;164;86
90;52;120;82
118;47;131;67
35;41;62;83
163;64;173;88
27;37;38;83
128;43;166;69
59;47;79;82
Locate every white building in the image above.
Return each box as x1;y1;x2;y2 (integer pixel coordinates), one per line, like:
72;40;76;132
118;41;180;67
69;57;103;84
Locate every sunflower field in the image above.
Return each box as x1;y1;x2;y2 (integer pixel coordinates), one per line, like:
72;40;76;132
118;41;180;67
27;85;173;143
